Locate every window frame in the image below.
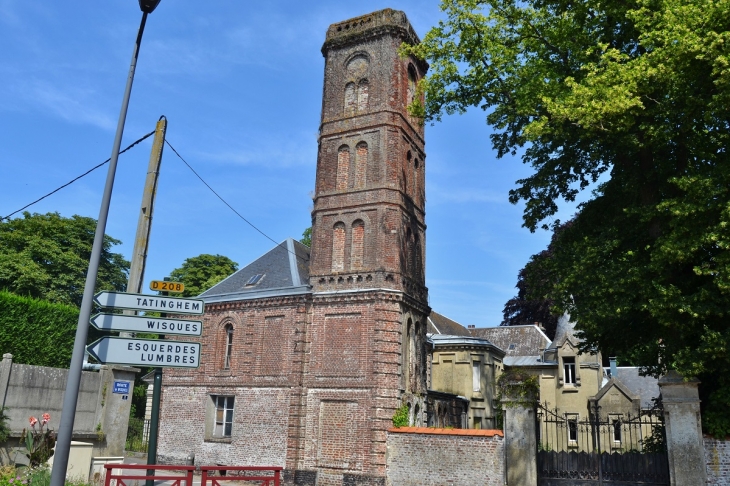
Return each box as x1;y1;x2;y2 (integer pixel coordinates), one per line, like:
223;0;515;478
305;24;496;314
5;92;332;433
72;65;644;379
212;395;235;439
563;356;576;385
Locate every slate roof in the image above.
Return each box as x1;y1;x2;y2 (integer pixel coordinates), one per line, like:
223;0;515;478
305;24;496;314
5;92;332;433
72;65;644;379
614;367;661;409
198;238;311;303
430;334;505;357
550;313;580;349
427;311;471;336
469;325;551;357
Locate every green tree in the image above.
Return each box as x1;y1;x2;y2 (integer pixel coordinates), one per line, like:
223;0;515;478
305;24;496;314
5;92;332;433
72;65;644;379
168;254;238;297
0;212;129;306
405;0;730;435
300;227;312;247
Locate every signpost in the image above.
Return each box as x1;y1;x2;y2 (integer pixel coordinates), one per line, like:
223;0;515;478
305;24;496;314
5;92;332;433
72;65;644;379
93;291;204;315
86;337;201;368
85;287;204;485
90;313;203;336
149;280;184;293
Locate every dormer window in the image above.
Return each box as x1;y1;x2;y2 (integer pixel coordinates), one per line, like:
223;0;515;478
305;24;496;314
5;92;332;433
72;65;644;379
563;357;576;385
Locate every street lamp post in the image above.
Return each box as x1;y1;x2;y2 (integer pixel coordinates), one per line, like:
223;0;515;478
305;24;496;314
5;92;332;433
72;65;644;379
50;2;162;486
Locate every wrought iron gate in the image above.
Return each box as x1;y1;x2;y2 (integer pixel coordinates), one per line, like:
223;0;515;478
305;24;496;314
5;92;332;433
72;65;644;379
536;403;669;485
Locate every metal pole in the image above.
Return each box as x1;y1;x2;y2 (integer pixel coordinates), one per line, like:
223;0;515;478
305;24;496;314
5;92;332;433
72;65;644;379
145;282;167;486
50;12;150;486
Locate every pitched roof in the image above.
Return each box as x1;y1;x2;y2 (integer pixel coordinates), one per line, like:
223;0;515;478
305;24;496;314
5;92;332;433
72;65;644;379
427;311;471;336
469;325;551;357
550;312;580;349
199;238;310;303
614;367;661;409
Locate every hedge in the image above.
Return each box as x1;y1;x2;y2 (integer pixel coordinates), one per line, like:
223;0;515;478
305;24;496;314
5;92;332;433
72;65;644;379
0;291;103;368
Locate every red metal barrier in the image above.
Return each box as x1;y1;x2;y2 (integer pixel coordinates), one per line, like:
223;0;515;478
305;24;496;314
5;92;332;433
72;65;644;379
103;463;196;486
200;466;282;486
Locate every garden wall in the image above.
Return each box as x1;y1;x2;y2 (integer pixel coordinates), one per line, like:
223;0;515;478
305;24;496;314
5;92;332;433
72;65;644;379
705;436;730;485
386;427;504;486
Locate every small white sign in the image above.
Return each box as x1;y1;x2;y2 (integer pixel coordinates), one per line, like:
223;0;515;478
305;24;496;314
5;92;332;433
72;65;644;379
93;291;204;315
86;337;201;368
90;313;203;336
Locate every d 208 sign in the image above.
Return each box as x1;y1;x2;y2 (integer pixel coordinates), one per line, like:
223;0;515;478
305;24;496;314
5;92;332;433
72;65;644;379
86;337;200;368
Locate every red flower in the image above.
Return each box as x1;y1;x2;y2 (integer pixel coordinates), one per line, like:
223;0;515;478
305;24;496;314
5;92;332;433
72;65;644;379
41;413;50;425
29;416;37;427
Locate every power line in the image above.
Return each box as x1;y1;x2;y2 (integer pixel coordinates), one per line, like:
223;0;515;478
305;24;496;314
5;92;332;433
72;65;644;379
1;130;156;221
164;139;309;264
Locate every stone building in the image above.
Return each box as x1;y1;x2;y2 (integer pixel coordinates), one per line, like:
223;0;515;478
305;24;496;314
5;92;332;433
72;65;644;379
158;9;429;486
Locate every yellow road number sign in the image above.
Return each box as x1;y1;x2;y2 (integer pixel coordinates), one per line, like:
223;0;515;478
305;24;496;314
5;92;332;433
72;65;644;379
149;280;185;293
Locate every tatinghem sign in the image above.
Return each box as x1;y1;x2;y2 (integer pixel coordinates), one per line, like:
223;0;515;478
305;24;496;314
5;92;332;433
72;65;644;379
93;291;204;315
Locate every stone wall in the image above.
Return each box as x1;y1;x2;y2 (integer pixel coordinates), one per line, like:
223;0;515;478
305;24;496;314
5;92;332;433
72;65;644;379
385;427;504;486
705;436;730;485
0;354;137;458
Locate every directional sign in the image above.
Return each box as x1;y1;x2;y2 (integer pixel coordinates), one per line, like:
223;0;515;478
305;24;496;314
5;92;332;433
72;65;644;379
90;313;202;336
86;337;201;368
93;291;204;315
149;280;185;293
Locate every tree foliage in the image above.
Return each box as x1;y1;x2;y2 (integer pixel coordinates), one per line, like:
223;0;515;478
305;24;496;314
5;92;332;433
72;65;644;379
300;227;312;248
501;249;559;340
405;0;730;435
0;212;129;307
168;254;238;297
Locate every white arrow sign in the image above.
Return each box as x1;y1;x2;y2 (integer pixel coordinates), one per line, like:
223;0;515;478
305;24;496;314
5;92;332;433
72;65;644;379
86;337;201;368
93;291;204;315
90;314;202;336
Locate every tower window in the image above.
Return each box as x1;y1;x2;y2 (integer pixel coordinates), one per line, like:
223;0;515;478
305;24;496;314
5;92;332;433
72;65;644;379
357;79;369;112
355;142;367;188
351;220;364;269
344;83;357;115
332;222;346;272
407;65;417;106
337;146;350;190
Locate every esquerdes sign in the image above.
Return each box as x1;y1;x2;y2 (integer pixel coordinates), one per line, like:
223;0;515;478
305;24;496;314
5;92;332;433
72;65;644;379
93;291;204;315
90;313;202;336
86;337;200;368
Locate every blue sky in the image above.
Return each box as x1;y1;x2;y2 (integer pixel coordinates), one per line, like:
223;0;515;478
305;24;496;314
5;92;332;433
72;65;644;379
0;1;579;327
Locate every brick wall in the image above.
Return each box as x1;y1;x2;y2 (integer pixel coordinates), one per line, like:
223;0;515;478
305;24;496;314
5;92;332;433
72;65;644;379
705;436;730;485
386;427;504;486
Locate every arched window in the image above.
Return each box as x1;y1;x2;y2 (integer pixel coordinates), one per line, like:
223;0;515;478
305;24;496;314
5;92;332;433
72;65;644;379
407;65;417;106
223;324;233;370
336;146;350;190
357;79;369;112
355;142;367;188
351;220;364;269
344;83;357;116
332;222;346;272
404;318;413;392
409;320;418;392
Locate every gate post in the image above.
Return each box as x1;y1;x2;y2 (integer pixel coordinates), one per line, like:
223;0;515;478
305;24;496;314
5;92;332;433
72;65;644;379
501;375;538;486
658;371;706;486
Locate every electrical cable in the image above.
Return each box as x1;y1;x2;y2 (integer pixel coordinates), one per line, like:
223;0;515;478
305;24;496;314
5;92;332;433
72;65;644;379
1;130;156;221
164;139;309;264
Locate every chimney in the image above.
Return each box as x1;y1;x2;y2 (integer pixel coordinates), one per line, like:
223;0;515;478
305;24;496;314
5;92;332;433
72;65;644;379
609;357;617;378
467;325;475;329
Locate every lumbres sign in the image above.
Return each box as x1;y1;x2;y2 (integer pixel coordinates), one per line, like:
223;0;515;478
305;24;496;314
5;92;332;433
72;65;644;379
90;313;202;336
86;337;201;368
93;291;204;315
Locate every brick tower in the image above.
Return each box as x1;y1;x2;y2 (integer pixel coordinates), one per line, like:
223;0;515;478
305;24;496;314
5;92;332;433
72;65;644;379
303;9;429;484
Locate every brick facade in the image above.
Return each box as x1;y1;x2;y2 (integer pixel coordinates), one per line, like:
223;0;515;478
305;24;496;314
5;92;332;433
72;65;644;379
386;428;505;486
158;9;429;485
